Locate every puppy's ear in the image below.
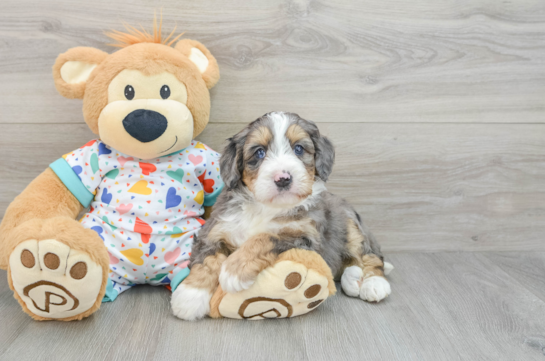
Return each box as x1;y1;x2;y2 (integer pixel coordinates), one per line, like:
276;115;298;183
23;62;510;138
220;136;244;190
297;115;336;182
175;39;220;89
314;134;335;182
52;47;108;99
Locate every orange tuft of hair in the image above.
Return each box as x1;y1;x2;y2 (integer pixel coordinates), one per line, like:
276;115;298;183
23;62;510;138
105;10;184;48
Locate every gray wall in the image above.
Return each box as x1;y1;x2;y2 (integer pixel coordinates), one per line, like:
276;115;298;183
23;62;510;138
1;0;544;252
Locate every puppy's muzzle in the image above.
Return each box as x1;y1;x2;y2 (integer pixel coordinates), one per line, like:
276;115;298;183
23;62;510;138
274;172;292;190
122;109;168;143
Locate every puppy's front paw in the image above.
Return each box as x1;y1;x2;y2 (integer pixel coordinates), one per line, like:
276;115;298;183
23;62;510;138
171;284;211;321
360;276;391;302
219;263;256;293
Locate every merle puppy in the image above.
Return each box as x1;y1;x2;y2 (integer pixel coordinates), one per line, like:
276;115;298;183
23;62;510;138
172;111;392;320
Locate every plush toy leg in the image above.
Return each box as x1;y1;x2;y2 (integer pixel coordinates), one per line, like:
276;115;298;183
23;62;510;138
6;217;109;321
209;249;335;320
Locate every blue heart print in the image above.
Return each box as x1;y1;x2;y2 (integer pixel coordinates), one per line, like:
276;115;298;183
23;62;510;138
98;142;112;156
165;187;182;209
91;226;104;240
149;243;156;256
101;188;113;205
72;165;83;181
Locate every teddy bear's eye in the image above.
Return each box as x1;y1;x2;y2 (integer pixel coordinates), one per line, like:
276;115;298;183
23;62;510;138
124;85;135;100
160;85;170;99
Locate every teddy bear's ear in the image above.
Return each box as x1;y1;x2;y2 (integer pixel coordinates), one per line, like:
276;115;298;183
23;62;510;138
175;39;220;89
52;47;109;99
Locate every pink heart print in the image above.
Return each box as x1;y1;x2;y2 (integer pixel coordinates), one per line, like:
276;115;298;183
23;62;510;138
178;260;190;269
164;247;181;265
118;156;134;167
116;203;133;215
109;253;120;265
188;154;203;165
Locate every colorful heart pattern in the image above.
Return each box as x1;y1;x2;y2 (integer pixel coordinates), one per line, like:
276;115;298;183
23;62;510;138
166;187;182;209
129;180;152;195
61;139;223;293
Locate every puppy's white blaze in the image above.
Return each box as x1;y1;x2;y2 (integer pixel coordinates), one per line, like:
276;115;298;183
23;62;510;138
254;113;312;206
219;264;254;293
341;265;363;298
171;284;211;321
360;276;391;302
269;112;291;155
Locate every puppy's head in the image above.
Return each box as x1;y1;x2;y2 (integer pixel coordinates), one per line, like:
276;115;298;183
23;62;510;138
221;112;335;207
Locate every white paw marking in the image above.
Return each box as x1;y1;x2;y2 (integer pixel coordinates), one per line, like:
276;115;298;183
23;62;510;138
171;284;211;321
383;262;394;275
9;239;103;319
219;264;255;293
341;265;363;297
360;276;391;303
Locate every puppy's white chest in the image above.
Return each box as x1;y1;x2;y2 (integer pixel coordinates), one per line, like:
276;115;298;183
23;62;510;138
228;206;282;247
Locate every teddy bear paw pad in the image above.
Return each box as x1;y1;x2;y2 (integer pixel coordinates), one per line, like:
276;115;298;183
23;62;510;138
9;239;103;319
216;260;331;320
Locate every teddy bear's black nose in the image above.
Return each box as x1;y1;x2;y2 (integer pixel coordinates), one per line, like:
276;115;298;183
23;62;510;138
122;109;168;143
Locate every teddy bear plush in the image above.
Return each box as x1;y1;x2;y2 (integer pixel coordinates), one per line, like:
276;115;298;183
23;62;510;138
0;20;336;321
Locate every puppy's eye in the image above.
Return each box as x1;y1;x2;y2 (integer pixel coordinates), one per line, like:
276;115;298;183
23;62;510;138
124;85;135;100
294;145;304;156
255;148;266;159
160;85;170;99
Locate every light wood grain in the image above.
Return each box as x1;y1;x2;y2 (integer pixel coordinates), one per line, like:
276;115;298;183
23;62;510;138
1;252;545;361
1;122;544;252
1;0;545;124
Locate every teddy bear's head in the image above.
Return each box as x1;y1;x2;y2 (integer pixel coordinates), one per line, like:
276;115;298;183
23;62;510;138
52;22;219;160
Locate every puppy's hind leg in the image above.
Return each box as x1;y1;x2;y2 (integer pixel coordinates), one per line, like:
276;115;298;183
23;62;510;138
358;254;391;302
340;219;391;302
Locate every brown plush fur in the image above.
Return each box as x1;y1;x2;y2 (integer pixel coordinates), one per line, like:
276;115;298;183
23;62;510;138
0;169;109;320
276;249;336;296
53;42;218;138
52;47;109;100
208;248;336;318
2;20;221;321
175;39;220;90
7;217;109;321
0;169;83;269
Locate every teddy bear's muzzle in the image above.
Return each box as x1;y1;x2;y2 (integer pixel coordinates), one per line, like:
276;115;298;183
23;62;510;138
122;109;168;143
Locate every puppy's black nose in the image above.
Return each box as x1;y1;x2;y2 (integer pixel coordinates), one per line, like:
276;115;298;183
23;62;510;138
122;109;168;143
274;173;292;189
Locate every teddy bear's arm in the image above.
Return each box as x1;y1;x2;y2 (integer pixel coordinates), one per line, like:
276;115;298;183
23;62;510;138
0;168;83;269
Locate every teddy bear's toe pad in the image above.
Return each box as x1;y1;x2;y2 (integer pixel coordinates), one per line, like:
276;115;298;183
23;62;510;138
213;249;335;320
9;239;103;320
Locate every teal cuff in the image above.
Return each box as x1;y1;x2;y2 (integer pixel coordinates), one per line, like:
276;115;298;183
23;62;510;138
170;267;190;292
102;278;119;303
50;158;94;208
203;182;224;207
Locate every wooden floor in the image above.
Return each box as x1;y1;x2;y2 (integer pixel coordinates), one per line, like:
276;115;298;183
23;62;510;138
1;252;545;361
0;0;544;360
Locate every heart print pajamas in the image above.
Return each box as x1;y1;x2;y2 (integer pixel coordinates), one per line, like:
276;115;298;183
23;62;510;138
49;139;223;301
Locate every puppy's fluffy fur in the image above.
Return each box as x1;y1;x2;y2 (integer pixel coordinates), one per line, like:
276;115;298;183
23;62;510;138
175;112;392;320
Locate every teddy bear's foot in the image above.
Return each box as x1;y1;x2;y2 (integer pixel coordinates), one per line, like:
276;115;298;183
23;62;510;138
8;239;104;321
209;249;336;320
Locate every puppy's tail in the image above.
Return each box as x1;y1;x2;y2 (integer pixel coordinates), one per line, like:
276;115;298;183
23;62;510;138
383;261;394;275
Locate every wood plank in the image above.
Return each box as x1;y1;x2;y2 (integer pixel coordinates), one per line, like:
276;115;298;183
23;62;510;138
1;252;545;360
0;122;544;252
1;0;545;124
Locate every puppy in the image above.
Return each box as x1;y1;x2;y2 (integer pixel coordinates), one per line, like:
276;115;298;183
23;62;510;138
172;111;392;320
